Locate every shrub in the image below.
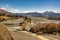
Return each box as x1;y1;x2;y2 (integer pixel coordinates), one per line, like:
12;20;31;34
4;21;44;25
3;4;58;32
30;22;60;35
30;23;59;34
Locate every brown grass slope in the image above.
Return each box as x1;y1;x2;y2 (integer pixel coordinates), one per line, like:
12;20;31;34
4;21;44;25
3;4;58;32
0;24;13;40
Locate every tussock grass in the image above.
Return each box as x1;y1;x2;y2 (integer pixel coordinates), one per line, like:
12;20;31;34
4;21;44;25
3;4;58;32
0;24;13;40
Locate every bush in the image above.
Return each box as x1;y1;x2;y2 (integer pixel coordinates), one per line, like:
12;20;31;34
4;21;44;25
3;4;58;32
30;23;58;34
30;23;60;34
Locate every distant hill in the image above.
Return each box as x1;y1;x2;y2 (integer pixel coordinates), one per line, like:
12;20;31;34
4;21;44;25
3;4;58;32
14;11;60;20
0;9;14;22
0;9;60;20
43;11;60;20
0;9;13;17
14;12;44;17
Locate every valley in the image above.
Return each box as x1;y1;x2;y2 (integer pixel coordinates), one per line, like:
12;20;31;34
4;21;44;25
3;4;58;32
0;9;60;40
0;16;60;40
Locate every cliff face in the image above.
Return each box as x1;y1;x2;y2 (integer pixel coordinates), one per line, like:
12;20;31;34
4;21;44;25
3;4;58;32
0;24;13;40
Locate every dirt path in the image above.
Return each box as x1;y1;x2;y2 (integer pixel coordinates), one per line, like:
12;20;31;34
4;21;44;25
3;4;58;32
10;31;41;40
10;31;59;40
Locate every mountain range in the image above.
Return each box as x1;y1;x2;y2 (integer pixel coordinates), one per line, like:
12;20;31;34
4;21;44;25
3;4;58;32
0;9;60;20
14;11;60;19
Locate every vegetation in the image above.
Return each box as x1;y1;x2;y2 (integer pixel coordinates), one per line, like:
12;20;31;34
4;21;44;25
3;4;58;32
0;24;13;40
30;23;60;35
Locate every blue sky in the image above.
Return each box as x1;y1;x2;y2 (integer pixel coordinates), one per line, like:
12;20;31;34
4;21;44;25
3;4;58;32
0;0;60;13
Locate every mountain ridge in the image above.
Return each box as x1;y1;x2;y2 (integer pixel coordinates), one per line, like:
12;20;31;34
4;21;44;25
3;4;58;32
0;9;60;20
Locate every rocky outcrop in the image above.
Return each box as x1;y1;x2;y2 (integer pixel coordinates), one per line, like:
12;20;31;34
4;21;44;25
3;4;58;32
0;24;13;40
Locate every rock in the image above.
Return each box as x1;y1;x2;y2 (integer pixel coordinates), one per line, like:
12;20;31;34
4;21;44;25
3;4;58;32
36;32;43;35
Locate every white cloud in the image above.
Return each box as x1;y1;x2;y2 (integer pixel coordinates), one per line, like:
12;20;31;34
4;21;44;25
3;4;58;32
24;10;35;13
0;5;36;13
0;4;60;13
0;4;21;13
0;7;6;10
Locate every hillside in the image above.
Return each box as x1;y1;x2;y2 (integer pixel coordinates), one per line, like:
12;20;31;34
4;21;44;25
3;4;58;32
0;9;13;17
0;24;13;40
0;9;16;22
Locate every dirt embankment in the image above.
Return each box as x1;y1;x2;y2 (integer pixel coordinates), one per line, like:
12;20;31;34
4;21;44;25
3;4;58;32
0;24;13;40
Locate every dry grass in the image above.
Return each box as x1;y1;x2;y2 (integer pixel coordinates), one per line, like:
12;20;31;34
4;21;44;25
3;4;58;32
30;23;60;34
0;24;13;40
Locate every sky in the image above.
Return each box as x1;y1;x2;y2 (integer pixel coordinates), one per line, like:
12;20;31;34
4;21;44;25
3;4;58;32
0;0;60;13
